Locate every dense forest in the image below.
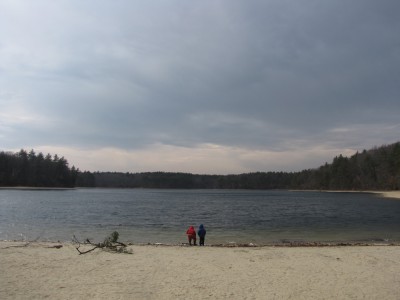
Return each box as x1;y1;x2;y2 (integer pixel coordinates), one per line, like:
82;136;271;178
1;142;399;190
0;149;78;187
76;142;400;190
290;142;400;190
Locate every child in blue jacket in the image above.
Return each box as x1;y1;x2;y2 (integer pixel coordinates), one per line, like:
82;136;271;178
197;224;206;246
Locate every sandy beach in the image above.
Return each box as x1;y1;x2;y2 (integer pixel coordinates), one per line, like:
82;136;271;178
377;191;400;199
1;242;399;299
351;190;400;201
291;190;400;200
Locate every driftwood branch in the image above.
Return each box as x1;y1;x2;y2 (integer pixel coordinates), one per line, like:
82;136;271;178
75;244;99;254
1;242;30;249
72;232;131;255
1;243;62;250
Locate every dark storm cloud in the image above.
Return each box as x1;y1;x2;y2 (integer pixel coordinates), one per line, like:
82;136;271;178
1;0;399;172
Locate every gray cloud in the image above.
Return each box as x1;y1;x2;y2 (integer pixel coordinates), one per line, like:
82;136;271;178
1;0;399;172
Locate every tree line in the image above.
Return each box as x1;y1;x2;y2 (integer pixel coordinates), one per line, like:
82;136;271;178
0;149;78;187
76;142;400;190
1;142;399;190
293;142;400;190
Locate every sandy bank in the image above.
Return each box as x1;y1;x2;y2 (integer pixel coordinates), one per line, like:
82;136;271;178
375;191;400;199
345;190;400;199
335;190;400;199
1;242;399;299
292;190;400;199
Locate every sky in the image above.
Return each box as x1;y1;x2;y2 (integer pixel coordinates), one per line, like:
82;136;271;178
1;0;399;174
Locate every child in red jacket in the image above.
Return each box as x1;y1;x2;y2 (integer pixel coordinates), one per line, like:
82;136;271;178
186;226;197;246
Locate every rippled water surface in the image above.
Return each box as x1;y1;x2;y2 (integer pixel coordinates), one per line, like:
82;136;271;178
1;188;399;244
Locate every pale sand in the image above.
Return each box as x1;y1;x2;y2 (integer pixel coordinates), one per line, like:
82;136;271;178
294;190;400;199
341;191;400;199
378;191;400;199
1;242;400;299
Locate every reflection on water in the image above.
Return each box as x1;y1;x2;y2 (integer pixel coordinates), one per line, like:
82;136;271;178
0;189;399;244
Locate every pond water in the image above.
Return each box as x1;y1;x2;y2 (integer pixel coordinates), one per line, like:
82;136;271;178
1;188;399;245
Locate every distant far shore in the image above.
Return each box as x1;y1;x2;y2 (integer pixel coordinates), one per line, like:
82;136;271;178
1;186;399;199
0;186;76;190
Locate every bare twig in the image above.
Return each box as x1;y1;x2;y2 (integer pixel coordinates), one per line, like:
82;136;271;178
46;245;63;249
1;242;30;249
72;232;131;255
75;244;98;255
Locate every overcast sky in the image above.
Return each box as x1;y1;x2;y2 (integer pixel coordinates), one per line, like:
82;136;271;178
1;0;399;174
